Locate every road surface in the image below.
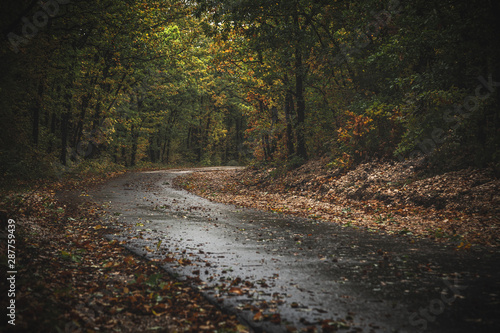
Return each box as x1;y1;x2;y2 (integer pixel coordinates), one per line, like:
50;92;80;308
89;168;500;332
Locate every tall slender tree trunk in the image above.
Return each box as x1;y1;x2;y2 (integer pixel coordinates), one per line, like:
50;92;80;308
47;112;57;154
59;82;73;165
284;91;295;157
295;47;307;159
292;4;307;160
32;81;44;146
72;94;90;148
121;146;128;167
32;105;39;146
164;138;172;164
148;135;156;163
60;110;69;165
130;123;138;167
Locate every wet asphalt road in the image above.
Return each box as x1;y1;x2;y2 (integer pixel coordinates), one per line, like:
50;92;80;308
89;169;500;333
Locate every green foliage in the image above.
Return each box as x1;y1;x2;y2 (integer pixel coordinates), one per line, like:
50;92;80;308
71;158;125;176
1;0;498;181
0;0;249;182
0;147;56;181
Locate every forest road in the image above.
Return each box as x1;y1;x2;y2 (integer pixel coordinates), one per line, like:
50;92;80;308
89;168;500;333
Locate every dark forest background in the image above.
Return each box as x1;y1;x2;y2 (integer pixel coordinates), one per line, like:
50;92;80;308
1;0;499;180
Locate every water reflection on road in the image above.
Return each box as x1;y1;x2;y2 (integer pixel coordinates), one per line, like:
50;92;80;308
90;169;500;333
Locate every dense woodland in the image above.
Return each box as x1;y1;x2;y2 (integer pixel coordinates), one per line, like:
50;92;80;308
1;0;499;180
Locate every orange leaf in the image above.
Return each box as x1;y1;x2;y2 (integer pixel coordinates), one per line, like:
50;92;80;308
229;287;244;295
253;311;263;321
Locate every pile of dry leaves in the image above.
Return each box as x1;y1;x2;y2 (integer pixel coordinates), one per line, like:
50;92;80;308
177;158;499;248
0;173;245;333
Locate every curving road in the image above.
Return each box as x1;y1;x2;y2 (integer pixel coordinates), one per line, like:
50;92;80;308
90;168;500;333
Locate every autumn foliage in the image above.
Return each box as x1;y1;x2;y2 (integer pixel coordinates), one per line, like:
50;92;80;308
1;0;499;181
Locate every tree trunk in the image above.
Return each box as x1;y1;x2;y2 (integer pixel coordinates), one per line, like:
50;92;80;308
130;123;138;167
148;135;156;163
121;146;128;167
165;137;172;164
47;112;57;153
32;81;44;146
59;82;73;165
72;94;89;148
32;105;39;146
295;47;307;159
284;91;295;157
60;110;69;165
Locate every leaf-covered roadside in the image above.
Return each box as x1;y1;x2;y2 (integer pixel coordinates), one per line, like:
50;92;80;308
0;174;245;333
176;159;499;248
